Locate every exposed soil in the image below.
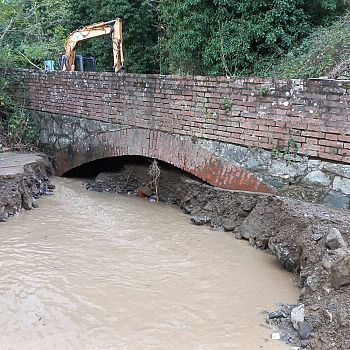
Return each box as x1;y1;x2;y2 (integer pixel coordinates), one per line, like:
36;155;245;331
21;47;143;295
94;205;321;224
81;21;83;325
82;161;350;350
0;152;53;221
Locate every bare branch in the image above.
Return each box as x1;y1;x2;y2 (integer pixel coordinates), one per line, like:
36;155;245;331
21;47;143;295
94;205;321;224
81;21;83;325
15;50;44;71
148;159;161;201
0;18;14;42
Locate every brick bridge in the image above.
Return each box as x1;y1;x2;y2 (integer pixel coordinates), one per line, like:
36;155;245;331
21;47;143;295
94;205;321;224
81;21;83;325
13;70;350;202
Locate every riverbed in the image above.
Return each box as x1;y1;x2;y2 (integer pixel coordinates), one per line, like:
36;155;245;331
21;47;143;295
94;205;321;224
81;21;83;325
0;177;298;349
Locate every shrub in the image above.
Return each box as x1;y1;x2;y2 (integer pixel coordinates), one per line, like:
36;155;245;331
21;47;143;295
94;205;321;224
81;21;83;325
271;15;350;78
0;109;38;151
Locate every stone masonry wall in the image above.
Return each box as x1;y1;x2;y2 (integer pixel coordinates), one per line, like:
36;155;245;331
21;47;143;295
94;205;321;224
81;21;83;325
14;69;350;165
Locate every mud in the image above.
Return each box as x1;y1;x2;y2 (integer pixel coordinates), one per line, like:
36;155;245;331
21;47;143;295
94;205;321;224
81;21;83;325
83;161;350;350
0;152;53;222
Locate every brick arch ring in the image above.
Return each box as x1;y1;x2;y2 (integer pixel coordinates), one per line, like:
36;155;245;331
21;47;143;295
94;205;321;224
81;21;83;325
54;127;273;193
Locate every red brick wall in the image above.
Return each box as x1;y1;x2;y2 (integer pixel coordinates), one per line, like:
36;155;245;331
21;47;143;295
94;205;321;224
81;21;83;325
17;69;350;164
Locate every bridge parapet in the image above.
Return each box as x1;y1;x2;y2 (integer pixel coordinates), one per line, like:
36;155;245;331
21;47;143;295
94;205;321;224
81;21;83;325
18;70;350;164
10;69;350;206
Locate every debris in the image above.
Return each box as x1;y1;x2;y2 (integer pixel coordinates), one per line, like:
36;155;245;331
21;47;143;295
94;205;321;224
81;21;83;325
323;309;333;322
268;310;287;319
312;233;323;242
271;333;280;340
291;304;305;330
137;185;154;198
190;215;211;226
280;333;292;343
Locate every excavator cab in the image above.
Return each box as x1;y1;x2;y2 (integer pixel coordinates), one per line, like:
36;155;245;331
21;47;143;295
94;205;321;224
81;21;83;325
59;54;96;72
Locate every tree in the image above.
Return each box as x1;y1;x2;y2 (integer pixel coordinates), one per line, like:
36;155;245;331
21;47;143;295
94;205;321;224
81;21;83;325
159;0;349;76
0;0;69;69
159;0;310;76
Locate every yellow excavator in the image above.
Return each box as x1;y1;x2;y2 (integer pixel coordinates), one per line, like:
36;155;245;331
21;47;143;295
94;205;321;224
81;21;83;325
61;18;124;72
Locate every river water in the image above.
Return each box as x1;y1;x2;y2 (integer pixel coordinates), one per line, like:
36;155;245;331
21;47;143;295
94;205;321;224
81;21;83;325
0;178;298;350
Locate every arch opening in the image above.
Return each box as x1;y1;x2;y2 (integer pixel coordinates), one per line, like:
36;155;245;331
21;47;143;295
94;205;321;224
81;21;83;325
62;155;202;181
62;155;206;201
53;128;272;193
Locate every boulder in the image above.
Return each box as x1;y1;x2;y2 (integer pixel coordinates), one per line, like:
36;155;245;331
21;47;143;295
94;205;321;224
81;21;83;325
21;195;33;210
306;274;319;292
312;233;323;242
183;206;192;214
275;245;299;273
203;202;213;211
326;228;347;250
298;322;313;340
303;170;331;186
333;176;350;195
223;220;236;232
0;211;8;222
331;254;350;289
240;214;260;239
238;208;249;218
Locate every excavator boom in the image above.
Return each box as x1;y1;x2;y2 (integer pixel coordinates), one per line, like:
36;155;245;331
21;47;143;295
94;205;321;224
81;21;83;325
63;18;124;72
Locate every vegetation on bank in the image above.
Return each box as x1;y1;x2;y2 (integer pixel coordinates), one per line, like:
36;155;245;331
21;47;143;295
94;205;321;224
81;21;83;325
272;14;350;78
0;73;38;151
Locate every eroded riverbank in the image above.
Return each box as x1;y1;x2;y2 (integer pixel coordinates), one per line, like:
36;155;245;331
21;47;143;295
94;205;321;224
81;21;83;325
0;152;52;221
0;177;298;350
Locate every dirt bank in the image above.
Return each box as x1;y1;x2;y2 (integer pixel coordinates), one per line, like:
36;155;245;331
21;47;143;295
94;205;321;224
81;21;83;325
83;162;350;350
0;152;53;222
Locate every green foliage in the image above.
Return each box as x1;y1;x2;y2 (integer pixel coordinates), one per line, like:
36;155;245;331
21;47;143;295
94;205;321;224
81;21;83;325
212;0;311;76
0;109;38;151
0;75;14;112
271;146;283;159
285;135;299;161
271;134;299;164
256;87;272;96
7;110;38;144
272;15;350;78
219;97;232;112
304;0;348;25
0;0;69;69
0;1;66;150
159;0;215;75
160;0;313;76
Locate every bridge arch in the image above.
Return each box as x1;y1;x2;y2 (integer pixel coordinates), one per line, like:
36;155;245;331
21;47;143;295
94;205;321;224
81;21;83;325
54;128;272;193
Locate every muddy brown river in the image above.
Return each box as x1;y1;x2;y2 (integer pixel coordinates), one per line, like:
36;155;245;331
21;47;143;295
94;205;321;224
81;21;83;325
0;178;298;350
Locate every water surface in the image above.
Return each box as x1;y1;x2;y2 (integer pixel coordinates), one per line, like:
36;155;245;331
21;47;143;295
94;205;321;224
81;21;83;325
0;178;298;349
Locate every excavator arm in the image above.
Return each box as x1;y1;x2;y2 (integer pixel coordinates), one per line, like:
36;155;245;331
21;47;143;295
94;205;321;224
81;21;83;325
63;18;124;72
